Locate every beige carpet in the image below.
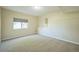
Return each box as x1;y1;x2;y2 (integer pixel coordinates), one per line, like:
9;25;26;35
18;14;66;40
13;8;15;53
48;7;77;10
0;34;79;52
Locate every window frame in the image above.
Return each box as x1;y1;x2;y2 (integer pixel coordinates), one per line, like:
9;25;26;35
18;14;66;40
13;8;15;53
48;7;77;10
13;18;28;30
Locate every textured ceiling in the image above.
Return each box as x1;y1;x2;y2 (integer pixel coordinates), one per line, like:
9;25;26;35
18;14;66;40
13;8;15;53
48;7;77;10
2;6;79;16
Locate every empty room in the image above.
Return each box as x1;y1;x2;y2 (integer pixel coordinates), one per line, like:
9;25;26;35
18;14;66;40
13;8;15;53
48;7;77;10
0;6;79;52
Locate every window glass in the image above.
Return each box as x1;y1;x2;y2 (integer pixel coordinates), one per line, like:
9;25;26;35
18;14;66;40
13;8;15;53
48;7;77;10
22;22;28;29
13;22;21;29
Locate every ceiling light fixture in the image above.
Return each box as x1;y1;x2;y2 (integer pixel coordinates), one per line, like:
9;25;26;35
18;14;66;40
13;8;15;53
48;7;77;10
34;6;42;10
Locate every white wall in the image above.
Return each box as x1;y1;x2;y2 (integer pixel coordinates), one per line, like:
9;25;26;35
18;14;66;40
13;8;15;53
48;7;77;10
1;8;38;40
38;12;79;45
0;7;1;42
1;7;79;45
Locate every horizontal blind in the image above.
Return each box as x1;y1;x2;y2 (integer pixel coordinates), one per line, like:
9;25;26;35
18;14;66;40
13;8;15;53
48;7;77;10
13;18;28;22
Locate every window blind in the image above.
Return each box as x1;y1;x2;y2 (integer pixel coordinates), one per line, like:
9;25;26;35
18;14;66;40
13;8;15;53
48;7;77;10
13;18;28;22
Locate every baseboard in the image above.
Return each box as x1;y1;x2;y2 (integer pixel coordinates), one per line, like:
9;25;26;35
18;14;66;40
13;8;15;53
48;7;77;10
0;34;1;43
2;33;37;41
52;36;79;45
0;38;1;44
39;33;79;45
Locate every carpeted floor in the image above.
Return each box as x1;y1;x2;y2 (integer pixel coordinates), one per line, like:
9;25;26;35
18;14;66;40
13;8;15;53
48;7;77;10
0;34;79;52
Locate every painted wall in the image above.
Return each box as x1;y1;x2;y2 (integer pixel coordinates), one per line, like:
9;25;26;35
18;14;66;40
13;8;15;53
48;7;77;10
0;8;1;42
1;8;38;40
38;12;79;44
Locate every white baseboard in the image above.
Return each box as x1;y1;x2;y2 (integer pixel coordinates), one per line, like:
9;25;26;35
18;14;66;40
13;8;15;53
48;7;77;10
0;38;1;44
39;33;79;45
52;36;79;45
2;33;37;41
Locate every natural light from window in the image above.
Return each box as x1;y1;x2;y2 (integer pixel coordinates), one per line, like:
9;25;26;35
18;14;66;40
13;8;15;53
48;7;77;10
13;22;28;29
13;18;28;29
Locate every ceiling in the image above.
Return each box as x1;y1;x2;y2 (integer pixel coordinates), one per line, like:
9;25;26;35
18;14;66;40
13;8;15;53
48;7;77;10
2;6;79;16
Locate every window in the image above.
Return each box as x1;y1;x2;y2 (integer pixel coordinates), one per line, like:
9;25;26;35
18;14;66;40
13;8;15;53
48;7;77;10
22;22;28;28
13;22;21;29
13;18;28;29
